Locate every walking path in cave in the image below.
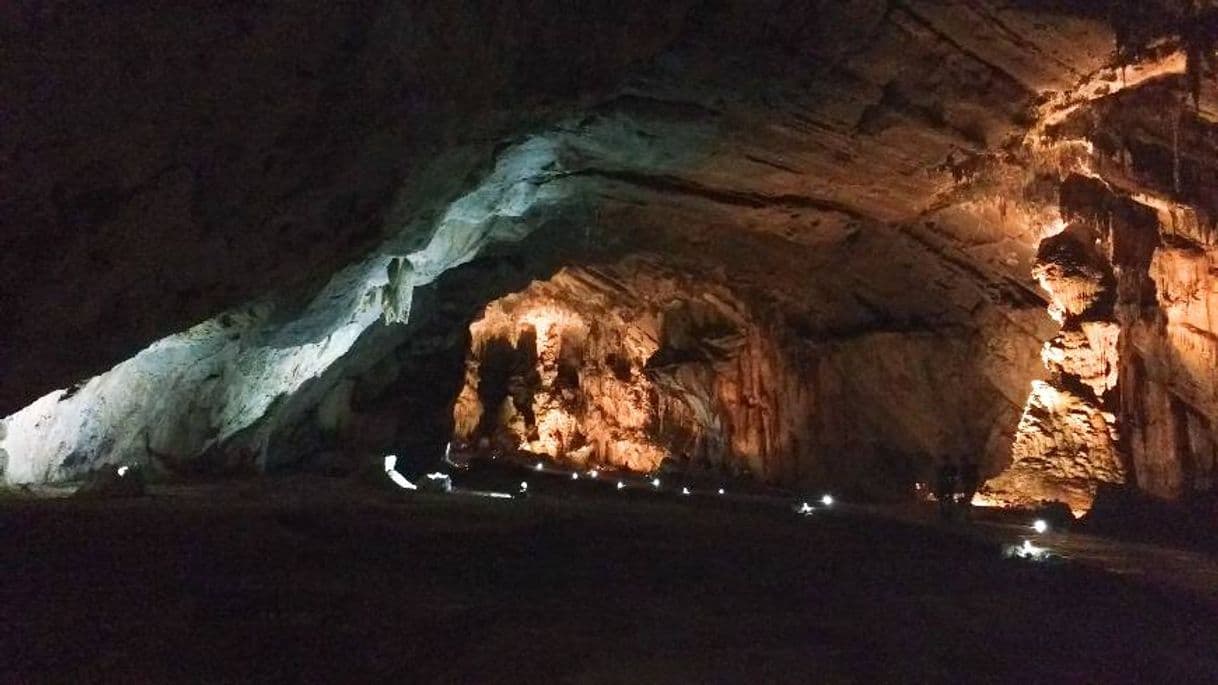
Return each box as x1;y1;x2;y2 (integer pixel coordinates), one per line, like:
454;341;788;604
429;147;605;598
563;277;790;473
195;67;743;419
3;473;1217;682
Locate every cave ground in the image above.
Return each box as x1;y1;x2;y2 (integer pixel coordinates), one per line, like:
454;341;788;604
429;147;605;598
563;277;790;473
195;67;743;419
2;477;1217;684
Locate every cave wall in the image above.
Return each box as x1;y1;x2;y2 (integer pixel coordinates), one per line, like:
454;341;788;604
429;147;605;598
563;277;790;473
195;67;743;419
13;0;1218;514
0;137;582;483
450;259;806;477
0;0;698;416
2;0;1120;418
987;69;1218;512
450;251;1044;496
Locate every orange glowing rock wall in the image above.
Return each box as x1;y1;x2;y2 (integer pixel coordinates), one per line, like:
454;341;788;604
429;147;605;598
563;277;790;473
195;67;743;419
1122;232;1218;499
990;161;1218;513
987;213;1126;515
451;259;813;480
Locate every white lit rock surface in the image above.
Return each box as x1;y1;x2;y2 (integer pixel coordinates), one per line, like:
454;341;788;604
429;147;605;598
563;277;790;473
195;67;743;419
3;2;1218;515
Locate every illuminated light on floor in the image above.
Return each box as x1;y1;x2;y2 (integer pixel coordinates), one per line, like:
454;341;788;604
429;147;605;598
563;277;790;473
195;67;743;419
795;502;814;515
1004;539;1053;561
718;488;725;495
387;471;417;489
117;465;130;477
588;469;599;479
519;481;529;492
617;481;625;490
821;494;834;507
535;462;544;471
571;472;579;480
681;487;691;496
651;478;661;488
421;472;453;493
1032;519;1049;534
382;454;418;490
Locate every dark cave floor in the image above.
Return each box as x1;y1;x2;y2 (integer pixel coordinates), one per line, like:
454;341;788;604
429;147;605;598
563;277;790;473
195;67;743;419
2;477;1217;684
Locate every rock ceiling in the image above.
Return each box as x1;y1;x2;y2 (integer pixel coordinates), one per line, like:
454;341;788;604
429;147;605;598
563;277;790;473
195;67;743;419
3;1;1218;512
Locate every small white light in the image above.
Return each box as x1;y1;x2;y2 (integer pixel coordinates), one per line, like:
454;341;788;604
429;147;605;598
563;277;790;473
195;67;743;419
617;481;625;490
1018;539;1045;558
1004;538;1050;560
718;488;725;495
588;469;599;479
821;494;834;507
651;478;661;488
796;502;814;515
681;487;691;496
571;472;579;480
1032;519;1049;534
116;465;130;477
519;481;528;492
387;471;417;490
382;455;418;490
535;462;544;471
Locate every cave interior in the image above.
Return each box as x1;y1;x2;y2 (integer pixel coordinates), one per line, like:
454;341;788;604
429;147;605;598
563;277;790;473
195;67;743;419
4;1;1218;681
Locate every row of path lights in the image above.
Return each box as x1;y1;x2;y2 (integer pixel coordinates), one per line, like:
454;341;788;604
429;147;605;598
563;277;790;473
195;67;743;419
417;451;1064;564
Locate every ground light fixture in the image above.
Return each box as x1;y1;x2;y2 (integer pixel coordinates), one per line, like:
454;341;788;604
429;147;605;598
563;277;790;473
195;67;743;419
796;502;814;515
534;462;544;471
651;477;661;488
1005;538;1052;561
588;469;599;478
1032;519;1049;534
821;494;834;507
718;488;725;495
681;487;691;496
617;481;625;490
382;455;418;490
571;472;579;480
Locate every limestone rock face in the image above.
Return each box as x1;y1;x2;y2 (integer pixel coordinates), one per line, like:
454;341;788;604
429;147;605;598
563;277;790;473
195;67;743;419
1033;223;1115;322
991;381;1123;514
450;254;1041;496
989;60;1218;512
1;0;1116;418
7;0;1218;517
452;258;810;479
987;218;1125;514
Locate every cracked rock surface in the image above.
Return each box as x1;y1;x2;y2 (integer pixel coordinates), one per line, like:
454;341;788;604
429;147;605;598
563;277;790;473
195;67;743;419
4;1;1218;513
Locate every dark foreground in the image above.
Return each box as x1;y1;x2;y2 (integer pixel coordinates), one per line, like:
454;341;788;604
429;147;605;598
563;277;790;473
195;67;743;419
2;479;1217;684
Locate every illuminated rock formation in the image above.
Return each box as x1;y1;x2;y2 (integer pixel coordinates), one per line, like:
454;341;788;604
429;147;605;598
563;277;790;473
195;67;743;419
5;1;1218;518
986;218;1125;514
452;258;810;479
450;254;1042;494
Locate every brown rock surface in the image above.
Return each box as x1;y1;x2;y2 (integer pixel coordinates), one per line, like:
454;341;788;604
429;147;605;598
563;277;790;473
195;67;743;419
5;1;1218;517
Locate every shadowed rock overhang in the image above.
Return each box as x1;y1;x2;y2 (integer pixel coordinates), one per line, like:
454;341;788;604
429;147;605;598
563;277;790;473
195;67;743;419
4;1;1218;513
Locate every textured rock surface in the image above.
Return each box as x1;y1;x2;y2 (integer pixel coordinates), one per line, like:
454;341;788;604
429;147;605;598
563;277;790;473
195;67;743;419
5;1;1218;514
451;258;808;478
0;1;1109;412
450;253;1042;496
